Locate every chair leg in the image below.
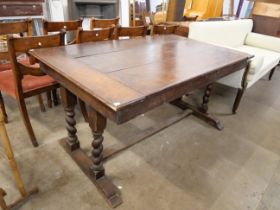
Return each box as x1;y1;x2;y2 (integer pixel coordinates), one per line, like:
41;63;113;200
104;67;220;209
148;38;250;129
232;88;245;114
37;95;46;112
269;67;276;81
79;98;88;122
52;89;59;106
46;91;52;108
17;97;38;147
0;188;9;210
0;92;8;123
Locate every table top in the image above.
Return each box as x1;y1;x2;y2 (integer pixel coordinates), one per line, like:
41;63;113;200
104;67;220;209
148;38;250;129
30;35;250;124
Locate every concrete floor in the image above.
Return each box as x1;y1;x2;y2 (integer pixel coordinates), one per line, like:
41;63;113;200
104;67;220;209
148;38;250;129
0;67;280;210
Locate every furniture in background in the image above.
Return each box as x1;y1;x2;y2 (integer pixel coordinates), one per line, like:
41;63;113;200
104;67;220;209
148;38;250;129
188;19;280;113
90;17;120;30
0;31;65;147
184;0;224;20
0;110;38;210
90;17;120;39
152;25;178;35
0;0;43;18
43;19;83;44
165;21;191;37
0;20;49;125
75;27;115;44
42;19;83;108
251;1;280;37
0;0;45;36
117;26;147;39
30;35;249;208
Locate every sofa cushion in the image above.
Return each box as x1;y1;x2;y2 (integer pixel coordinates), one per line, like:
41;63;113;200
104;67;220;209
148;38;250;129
237;45;280;81
245;32;280;53
0;70;57;98
189;19;253;48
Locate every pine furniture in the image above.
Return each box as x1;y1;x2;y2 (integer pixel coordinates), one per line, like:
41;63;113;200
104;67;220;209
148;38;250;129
0;110;38;210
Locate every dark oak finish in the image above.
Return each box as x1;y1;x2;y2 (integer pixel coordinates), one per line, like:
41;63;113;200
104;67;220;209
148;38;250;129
60;87;80;151
30;35;250;207
201;84;213;113
0;2;43;17
269;67;277;80
232;61;251;114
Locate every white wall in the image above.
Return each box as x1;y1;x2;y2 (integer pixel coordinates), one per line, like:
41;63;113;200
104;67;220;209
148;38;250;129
120;0;129;26
150;0;164;12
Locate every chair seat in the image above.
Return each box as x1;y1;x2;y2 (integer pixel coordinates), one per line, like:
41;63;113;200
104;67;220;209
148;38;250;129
0;59;30;72
0;70;57;98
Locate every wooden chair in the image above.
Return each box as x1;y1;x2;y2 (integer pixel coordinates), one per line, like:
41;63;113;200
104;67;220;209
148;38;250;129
76;27;115;44
117;26;147;39
90;17;119;39
90;17;120;30
0;20;48;124
152;25;178;35
174;26;189;37
0;110;38;210
75;27;114;121
42;19;83;107
0;20;32;72
43;19;83;44
0;20;33;71
0;31;65;147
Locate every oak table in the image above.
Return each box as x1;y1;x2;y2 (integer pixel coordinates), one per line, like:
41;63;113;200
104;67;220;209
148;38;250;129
30;35;250;208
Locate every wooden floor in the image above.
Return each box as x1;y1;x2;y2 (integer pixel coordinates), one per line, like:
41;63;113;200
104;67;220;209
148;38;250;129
0;67;279;210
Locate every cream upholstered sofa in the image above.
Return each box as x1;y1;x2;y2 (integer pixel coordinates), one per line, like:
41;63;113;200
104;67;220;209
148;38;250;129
188;19;280;113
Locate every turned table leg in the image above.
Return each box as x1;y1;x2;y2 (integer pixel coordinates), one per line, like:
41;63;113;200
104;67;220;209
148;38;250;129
201;84;213;113
88;108;106;179
170;84;223;131
60;87;80;151
87;107;122;208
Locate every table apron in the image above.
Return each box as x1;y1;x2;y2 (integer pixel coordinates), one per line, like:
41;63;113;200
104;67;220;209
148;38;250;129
40;59;248;124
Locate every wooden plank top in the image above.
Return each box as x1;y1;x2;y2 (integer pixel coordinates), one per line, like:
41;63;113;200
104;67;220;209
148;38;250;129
30;35;250;123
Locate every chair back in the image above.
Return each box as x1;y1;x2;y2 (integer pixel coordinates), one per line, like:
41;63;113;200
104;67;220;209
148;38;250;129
117;26;147;39
7;31;65;92
43;19;82;44
90;17;120;29
43;19;83;34
0;19;32;36
76;27;115;44
152;25;178;35
174;26;189;37
0;20;32;61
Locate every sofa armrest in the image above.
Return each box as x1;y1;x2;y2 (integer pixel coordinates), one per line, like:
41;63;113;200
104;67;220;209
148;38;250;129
245;32;280;53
